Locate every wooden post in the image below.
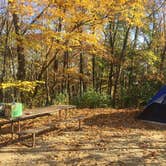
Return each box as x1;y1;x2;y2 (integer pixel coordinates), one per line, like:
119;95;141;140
0;125;2;138
18;133;21;140
18;120;21;133
59;110;62;119
78;119;81;130
65;121;68;128
48;114;51;125
11;121;14;139
32;133;36;148
65;109;67;119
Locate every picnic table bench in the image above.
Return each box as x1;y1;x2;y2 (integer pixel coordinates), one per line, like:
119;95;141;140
17;115;85;147
17;126;52;147
0;105;85;147
55;115;85;130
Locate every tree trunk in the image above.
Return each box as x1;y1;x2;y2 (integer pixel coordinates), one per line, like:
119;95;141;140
13;13;25;80
159;44;166;75
62;51;70;96
128;27;139;90
79;51;85;96
107;21;118;100
92;54;96;89
0;17;9;101
112;26;130;107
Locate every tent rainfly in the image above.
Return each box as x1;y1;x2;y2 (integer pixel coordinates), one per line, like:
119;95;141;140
138;86;166;124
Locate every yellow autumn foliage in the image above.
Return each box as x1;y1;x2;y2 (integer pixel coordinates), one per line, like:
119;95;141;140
0;81;45;92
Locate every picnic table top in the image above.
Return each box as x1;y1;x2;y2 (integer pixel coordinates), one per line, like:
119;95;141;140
0;105;76;125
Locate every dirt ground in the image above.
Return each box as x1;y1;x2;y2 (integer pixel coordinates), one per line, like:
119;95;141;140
0;108;166;166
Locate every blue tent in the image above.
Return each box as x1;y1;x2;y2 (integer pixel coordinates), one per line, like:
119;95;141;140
138;86;166;124
147;86;166;106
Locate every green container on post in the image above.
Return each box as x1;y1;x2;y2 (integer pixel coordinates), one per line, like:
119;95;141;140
11;103;23;118
4;103;23;119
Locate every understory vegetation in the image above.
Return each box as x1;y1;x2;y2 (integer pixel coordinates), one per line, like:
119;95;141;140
72;89;110;108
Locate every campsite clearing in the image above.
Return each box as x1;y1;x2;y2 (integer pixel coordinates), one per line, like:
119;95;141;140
0;108;166;165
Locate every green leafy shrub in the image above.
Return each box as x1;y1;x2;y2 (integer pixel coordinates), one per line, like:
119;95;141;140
54;92;69;105
119;81;162;108
72;89;110;108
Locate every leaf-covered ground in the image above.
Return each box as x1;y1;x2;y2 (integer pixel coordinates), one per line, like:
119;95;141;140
0;108;166;165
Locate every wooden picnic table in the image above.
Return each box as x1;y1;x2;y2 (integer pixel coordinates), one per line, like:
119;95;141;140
0;105;76;139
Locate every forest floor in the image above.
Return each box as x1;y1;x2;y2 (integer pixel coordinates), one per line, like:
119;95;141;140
0;108;166;166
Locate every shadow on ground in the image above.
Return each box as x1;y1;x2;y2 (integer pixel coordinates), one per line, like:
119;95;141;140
83;110;166;131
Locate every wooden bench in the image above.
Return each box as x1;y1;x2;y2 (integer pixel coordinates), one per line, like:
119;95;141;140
53;115;85;130
17;125;53;147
